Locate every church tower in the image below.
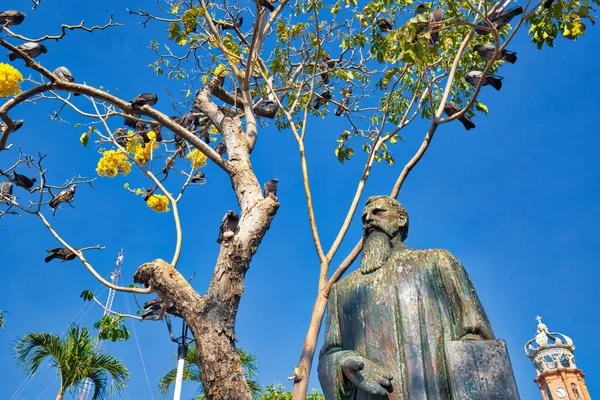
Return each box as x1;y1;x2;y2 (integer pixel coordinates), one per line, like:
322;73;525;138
525;316;592;400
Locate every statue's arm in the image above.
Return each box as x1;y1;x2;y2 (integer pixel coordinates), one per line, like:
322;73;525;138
318;286;356;400
437;250;495;341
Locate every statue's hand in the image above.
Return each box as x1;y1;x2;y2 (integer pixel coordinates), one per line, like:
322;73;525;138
340;355;393;396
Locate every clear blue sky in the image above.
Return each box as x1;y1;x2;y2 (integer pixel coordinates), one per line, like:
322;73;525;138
0;1;598;399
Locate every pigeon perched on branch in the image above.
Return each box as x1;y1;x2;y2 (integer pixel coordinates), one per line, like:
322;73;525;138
0;120;24;133
465;70;503;91
475;5;523;35
0;181;13;204
429;7;444;44
377;18;393;32
53;66;81;96
191;171;205;183
49;185;76;209
114;127;128;147
313;91;332;110
215;141;227;157
45;248;77;263
335;87;352;117
0;10;26;26
8;42;47;61
13;171;36;190
473;44;517;64
219;16;243;30
263;178;279;197
257;0;275;12
130;93;158;107
217;210;240;244
443;102;475;131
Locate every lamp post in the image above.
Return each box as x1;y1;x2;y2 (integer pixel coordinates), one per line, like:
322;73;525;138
165;312;194;400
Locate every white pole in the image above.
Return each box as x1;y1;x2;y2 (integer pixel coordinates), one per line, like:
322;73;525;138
173;346;187;400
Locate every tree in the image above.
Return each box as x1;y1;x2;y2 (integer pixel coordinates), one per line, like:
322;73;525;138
261;385;324;400
0;309;5;331
158;345;262;400
13;323;129;400
0;0;597;399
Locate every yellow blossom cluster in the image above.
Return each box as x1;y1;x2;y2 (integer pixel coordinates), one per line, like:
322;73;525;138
0;63;23;97
96;150;132;177
147;194;170;212
125;132;158;165
186;149;207;169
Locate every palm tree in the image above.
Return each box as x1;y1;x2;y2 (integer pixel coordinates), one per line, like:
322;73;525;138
158;344;262;400
14;323;129;400
0;309;6;331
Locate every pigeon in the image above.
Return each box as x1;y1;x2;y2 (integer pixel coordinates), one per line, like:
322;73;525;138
377;18;393;32
318;61;330;85
258;0;275;12
142;297;163;319
475;5;523;35
45;248;77;263
215;141;227;157
197;118;212;144
263;178;279;197
220;16;243;30
150;121;163;142
114;127;128;147
136;122;150;144
143;187;154;201
174;135;187;157
130;93;158;107
49;185;76;209
53;66;81;96
0;119;24;133
313;91;332;110
13;171;36;190
162;154;176;175
465;70;503;91
473;43;517;64
124;113;139;128
0;181;13;204
217;210;240;244
443;102;475;131
8;42;47;61
335;96;350;116
191;171;205;183
429;7;444;44
175;112;196;131
0;10;26;26
415;4;428;14
543;0;555;8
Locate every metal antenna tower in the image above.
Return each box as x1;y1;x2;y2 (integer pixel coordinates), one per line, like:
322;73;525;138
78;250;124;400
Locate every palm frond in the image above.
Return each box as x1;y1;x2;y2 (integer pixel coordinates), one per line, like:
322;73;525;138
14;332;63;376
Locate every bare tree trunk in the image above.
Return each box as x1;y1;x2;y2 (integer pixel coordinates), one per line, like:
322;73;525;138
292;291;328;400
56;390;63;400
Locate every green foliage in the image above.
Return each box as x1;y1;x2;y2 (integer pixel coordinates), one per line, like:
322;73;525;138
527;0;599;49
0;309;5;331
80;289;94;302
93;315;130;342
260;385;324;400
13;324;129;400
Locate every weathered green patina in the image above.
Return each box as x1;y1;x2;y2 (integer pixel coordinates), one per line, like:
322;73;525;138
318;196;495;399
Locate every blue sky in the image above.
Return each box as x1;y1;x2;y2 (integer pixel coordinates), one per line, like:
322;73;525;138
0;1;599;399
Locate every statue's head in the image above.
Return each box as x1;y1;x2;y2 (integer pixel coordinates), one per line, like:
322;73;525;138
362;196;409;242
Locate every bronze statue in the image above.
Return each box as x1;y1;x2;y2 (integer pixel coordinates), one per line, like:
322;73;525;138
318;196;495;399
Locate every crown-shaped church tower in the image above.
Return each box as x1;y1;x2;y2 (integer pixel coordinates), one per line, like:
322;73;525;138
525;316;592;399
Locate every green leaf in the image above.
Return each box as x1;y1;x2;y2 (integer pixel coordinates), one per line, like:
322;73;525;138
80;290;94;302
79;133;89;147
475;102;488;115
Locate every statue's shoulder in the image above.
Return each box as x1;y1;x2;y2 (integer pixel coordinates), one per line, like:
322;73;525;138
405;248;460;264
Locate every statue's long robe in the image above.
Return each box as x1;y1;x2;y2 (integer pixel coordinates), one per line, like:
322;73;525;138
318;248;494;400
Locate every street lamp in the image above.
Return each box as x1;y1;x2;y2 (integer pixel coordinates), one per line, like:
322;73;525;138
165;313;194;400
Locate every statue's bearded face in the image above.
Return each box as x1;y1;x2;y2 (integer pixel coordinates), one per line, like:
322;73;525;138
360;197;409;274
361;198;408;240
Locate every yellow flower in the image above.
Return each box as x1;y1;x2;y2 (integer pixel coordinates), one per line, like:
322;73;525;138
125;133;158;165
147;194;170;212
0;63;23;97
186;149;207;169
96;150;132;177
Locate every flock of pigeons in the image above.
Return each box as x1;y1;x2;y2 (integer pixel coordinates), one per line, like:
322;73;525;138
309;3;529;131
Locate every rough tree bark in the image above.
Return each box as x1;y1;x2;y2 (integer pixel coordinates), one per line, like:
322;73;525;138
134;77;279;400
